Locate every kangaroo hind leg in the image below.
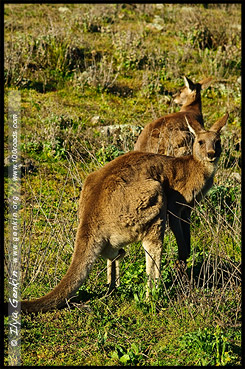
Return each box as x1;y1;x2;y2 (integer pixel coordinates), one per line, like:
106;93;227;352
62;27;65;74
143;239;163;297
101;245;125;291
143;217;166;297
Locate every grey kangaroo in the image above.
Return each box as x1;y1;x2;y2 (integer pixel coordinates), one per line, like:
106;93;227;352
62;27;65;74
20;113;228;312
134;76;212;156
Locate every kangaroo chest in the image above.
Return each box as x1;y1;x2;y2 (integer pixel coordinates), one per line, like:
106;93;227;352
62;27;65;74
166;167;214;206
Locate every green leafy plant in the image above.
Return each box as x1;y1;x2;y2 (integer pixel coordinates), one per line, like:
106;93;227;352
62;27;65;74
110;343;144;365
95;144;124;165
178;326;235;366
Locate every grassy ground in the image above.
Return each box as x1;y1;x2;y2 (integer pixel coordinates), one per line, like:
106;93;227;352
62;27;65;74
4;4;241;366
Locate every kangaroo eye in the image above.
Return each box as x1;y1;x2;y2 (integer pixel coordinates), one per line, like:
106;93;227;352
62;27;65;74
198;140;204;145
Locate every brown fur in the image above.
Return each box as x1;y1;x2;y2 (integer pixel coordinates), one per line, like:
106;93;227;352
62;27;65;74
21;113;228;313
134;76;212;156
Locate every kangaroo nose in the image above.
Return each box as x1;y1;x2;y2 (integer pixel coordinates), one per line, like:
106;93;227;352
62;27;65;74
207;150;215;159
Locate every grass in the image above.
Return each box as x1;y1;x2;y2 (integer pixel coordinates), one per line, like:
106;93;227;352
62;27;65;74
4;3;241;366
18;300;240;366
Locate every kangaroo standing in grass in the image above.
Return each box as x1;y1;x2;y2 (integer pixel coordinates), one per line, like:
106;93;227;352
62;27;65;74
134;76;212;156
108;76;213;288
20;113;228;313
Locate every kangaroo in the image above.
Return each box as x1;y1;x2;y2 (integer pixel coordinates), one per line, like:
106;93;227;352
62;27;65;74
109;76;213;289
134;76;212;156
21;113;228;313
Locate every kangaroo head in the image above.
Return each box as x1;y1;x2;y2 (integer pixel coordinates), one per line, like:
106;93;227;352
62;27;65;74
174;76;212;107
198;76;213;90
174;76;201;105
185;113;228;164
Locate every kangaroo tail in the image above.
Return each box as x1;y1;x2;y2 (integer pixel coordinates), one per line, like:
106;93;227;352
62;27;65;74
21;230;103;313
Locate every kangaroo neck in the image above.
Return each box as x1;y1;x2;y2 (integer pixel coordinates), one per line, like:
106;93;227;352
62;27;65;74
166;156;215;204
180;99;203;124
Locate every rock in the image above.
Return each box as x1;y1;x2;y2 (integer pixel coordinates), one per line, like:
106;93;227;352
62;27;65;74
231;172;241;183
91;116;100;125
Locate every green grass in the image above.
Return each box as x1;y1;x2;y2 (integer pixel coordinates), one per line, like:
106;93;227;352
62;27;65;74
4;289;241;366
4;3;241;366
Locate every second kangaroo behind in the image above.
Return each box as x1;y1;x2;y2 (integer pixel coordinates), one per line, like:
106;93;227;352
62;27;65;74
21;113;228;313
134;76;212;156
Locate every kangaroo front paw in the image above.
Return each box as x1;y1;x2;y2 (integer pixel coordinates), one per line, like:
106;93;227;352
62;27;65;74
117;248;126;259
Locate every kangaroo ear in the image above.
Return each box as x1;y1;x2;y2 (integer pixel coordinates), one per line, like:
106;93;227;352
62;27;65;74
199;77;213;90
210;113;229;133
183;76;195;91
185;116;203;137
